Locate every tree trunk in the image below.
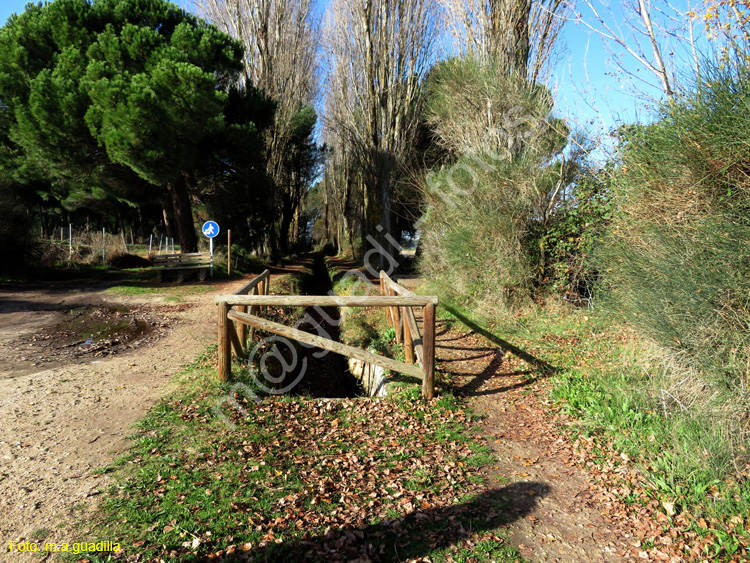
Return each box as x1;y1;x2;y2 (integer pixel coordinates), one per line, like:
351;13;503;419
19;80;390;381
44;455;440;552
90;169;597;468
279;201;294;257
137;206;145;242
168;173;198;253
376;150;395;270
162;207;174;239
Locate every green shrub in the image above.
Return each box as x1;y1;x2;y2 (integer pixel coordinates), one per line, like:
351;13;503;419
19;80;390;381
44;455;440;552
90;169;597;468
598;64;750;443
544;171;614;305
418;57;572;316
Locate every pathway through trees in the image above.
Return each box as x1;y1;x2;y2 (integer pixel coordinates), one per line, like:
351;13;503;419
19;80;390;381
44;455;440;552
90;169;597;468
433;318;666;562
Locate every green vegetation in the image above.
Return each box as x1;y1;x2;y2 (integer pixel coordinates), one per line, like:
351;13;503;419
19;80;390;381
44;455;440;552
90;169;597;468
597;65;750;435
419;58;574;316
105;282;214;300
412;30;750;561
0;0;318;273
0;0;267;255
460;302;750;559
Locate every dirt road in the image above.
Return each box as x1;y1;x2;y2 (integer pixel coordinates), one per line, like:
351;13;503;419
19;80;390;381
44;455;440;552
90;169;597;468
434;321;656;562
0;277;244;562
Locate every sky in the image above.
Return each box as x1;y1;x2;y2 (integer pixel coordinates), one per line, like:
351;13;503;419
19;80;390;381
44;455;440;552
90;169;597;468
0;0;704;150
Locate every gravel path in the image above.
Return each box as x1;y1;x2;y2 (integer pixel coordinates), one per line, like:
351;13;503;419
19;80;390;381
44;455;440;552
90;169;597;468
0;277;245;562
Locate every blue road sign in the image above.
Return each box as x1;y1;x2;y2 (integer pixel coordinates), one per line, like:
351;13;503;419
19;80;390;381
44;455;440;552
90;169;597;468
202;221;220;238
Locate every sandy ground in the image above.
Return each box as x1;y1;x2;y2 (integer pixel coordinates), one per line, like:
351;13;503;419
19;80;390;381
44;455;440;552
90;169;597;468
0;277;245;562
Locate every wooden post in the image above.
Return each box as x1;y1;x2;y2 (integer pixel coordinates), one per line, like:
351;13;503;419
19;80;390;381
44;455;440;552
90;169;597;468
249;286;258;343
258;275;266;316
227;230;232;277
387;287;397;330
380;273;391;328
393;291;402;344
403;307;415;365
218;302;232;382
229;321;245;357
422;303;436;400
237;305;247;349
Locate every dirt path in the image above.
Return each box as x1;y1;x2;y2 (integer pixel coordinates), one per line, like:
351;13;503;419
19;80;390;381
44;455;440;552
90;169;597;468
434;320;648;562
0;276;247;562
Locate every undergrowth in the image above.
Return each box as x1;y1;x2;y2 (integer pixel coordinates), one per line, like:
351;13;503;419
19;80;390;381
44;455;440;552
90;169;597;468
448;299;750;560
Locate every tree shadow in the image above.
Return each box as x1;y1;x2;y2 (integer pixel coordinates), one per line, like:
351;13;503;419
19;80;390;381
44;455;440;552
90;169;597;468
179;482;551;562
443;304;557;376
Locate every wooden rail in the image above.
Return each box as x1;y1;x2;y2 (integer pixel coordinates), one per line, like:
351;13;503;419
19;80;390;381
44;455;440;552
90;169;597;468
214;295;437;307
215;268;437;399
380;272;435;399
217;270;270;381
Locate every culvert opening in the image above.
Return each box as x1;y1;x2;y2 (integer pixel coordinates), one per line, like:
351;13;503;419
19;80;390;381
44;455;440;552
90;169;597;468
288;253;363;399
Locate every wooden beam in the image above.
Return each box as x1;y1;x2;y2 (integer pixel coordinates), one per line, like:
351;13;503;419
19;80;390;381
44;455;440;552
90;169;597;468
403;310;415;365
422;303;436;400
215;295;438;307
249;285;258;342
404;305;424;367
217;302;232;382
380;272;391;328
235;269;271;296
391;287;402;344
228;310;425;381
229;320;245;358
237;305;248;349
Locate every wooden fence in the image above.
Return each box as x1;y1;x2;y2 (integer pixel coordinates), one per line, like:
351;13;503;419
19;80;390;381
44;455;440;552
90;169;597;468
214;270;437;399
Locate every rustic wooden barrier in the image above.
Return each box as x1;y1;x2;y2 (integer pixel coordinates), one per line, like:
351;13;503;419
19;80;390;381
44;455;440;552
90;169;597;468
214;270;438;399
380;272;435;400
217;270;270;381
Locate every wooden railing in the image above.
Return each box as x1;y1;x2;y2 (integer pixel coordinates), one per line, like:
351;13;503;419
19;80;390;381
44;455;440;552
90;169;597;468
214;270;438;399
380;271;435;399
216;269;270;381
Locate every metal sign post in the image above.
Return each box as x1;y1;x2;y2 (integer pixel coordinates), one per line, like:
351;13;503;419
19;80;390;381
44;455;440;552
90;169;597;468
202;221;220;278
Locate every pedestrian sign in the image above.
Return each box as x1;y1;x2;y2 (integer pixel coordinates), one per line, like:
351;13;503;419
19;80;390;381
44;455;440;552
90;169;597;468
202;221;219;238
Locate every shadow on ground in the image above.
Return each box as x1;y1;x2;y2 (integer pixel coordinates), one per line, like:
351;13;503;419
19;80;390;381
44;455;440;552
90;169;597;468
175;481;550;562
442;304;557;376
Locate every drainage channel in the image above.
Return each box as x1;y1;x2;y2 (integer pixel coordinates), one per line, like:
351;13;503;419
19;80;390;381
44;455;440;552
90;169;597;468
292;254;361;399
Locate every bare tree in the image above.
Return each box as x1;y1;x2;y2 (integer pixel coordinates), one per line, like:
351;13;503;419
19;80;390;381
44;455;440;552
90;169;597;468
322;0;440;259
194;0;319;257
575;0;708;101
439;0;572;82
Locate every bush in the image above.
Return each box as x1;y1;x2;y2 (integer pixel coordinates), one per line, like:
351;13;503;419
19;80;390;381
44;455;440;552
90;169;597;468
598;64;750;437
544;171;613;306
418;57;572;316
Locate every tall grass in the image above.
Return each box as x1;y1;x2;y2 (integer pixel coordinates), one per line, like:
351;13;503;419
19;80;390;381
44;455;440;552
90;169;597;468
598;64;750;472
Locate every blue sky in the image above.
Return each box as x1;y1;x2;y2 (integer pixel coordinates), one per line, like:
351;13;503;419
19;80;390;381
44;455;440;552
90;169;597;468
0;0;701;146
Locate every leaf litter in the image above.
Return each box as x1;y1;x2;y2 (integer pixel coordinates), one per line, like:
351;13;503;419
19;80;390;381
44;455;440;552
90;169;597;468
101;388;525;562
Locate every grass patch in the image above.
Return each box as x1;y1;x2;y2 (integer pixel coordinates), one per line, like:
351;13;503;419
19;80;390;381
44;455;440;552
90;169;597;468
77;349;524;562
105;281;214;298
451;299;750;560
